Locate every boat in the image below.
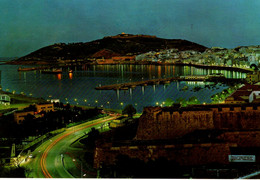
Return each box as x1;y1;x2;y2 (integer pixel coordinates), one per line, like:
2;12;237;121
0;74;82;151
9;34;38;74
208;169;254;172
41;69;62;74
18;67;36;71
162;80;171;84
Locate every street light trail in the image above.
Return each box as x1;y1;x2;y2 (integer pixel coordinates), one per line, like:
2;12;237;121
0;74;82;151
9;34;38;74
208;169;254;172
40;117;116;178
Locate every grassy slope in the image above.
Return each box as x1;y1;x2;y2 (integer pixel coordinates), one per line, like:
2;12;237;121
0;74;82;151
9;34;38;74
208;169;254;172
0;90;47;110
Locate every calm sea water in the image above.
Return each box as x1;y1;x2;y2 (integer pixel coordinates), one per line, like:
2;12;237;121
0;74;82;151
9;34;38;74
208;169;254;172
0;64;246;112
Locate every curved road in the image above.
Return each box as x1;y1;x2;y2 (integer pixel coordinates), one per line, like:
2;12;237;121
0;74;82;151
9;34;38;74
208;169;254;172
25;116;116;178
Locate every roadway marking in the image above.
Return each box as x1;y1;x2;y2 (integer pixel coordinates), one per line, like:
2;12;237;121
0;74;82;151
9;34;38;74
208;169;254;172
40;117;115;178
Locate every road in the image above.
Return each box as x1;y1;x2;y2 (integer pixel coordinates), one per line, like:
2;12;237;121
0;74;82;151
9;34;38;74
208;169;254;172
23;116;116;178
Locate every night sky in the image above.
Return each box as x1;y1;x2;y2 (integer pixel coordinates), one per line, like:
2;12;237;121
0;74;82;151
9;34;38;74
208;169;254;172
1;0;260;57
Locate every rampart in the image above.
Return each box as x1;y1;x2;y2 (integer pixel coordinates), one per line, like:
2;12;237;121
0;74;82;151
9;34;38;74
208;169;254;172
94;143;233;169
136;104;260;140
94;103;260;169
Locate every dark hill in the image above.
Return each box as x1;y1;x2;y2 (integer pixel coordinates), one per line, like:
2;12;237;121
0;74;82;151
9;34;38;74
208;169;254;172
9;34;207;64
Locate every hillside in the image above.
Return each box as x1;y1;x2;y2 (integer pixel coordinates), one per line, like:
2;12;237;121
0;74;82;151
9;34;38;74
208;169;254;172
8;34;208;65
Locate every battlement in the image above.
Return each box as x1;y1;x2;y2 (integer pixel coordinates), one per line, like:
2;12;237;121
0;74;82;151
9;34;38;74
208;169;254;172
136;103;260;140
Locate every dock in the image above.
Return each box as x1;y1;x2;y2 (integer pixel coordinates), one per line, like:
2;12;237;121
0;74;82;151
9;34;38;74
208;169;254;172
18;66;49;71
95;76;245;90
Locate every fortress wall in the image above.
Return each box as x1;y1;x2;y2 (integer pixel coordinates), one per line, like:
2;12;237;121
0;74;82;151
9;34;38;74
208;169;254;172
94;104;260;169
217;131;260;147
136;106;260;140
94;143;231;168
136;107;214;140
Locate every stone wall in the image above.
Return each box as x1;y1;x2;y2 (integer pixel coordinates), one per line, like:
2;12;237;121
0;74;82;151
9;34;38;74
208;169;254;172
136;107;214;140
94;104;260;169
136;105;260;140
212;106;260;129
217;131;260;147
94;143;232;168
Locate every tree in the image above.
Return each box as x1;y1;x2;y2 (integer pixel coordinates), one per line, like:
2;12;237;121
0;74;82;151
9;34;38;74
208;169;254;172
164;98;174;107
122;104;136;118
175;97;187;106
65;103;71;111
187;96;200;105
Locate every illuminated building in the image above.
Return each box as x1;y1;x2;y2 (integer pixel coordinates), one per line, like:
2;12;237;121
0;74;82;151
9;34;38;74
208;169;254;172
14;110;34;124
225;84;260;103
0;94;10;105
246;71;260;84
35;103;54;113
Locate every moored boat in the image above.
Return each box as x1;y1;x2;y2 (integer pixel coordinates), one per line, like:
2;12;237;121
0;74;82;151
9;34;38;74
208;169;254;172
41;69;62;74
18;67;36;71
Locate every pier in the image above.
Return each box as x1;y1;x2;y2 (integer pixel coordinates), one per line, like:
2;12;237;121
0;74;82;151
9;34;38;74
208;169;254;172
18;66;49;71
95;76;245;90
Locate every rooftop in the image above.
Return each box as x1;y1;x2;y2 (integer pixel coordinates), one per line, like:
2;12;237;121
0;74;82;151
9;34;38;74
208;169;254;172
239;84;260;91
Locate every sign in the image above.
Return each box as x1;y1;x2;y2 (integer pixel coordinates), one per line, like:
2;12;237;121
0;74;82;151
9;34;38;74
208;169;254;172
228;155;255;162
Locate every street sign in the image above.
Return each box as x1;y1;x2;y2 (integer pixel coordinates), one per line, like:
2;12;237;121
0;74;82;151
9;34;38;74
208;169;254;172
228;155;255;162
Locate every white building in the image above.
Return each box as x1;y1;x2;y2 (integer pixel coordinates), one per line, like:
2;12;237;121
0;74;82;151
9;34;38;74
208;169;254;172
0;94;10;105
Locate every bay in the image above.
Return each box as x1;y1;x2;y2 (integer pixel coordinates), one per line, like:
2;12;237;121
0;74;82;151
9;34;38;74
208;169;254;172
0;64;246;112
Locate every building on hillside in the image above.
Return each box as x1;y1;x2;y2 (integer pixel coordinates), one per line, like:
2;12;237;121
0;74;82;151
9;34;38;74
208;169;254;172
246;71;260;84
47;99;60;103
35;103;54;113
96;58;117;64
225;91;252;104
14;111;34;124
112;56;136;62
225;84;260;103
0;94;10;105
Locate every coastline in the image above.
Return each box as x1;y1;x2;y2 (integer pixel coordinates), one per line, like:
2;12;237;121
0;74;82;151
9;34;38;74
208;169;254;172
5;60;253;73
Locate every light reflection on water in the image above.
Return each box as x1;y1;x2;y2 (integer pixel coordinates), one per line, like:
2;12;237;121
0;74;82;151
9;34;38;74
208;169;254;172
0;64;246;112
